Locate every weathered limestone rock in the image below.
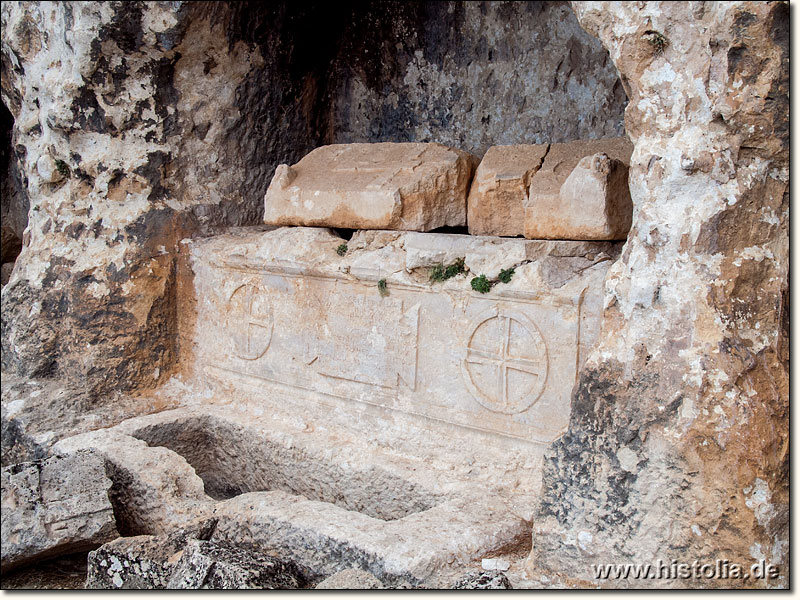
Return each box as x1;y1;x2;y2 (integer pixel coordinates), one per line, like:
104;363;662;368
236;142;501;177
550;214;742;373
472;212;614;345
167;539;303;589
87;524;304;590
524;137;633;240
87;534;182;589
453;571;513;589
58;407;534;586
531;1;789;589
315;568;384;589
54;428;213;536
264;143;476;231
1;450;118;571
190;226;619;444
467;144;549;237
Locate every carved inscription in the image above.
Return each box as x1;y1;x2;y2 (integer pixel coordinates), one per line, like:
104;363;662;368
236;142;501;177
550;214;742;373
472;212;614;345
461;307;549;415
203;268;584;443
226;284;273;360
313;295;420;390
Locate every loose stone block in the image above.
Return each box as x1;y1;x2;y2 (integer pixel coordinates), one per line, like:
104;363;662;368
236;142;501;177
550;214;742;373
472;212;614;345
263;143;476;231
189;226;619;445
467;144;549;237
1;450;118;571
524;137;633;240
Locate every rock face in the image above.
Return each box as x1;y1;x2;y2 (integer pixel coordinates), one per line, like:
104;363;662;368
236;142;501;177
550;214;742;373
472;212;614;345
524;137;633;240
466;144;548;237
1;450;118;571
263;143;476;230
531;1;789;589
190;226;619;444
315;568;384;589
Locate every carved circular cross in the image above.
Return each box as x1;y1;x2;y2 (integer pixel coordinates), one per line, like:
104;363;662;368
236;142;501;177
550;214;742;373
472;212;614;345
461;308;549;415
226;284;273;360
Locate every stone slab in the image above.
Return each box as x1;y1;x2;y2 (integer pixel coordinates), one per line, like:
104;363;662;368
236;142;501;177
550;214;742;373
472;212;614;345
59;408;533;586
467;144;549;237
524;136;633;240
189;226;619;445
1;450;118;571
263;143;476;231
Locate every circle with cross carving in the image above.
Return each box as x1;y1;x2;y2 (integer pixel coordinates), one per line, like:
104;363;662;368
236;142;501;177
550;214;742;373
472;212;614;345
226;284;273;361
461;307;549;415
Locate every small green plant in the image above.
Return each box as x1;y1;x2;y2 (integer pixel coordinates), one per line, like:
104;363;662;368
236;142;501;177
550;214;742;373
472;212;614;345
471;274;492;294
444;257;466;279
54;159;70;178
430;257;466;282
377;278;388;296
336;243;348;256
498;267;515;284
643;30;668;55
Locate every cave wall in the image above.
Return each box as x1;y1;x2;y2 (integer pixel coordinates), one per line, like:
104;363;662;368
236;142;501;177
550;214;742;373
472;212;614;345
0;0;624;398
1;101;28;281
530;1;788;588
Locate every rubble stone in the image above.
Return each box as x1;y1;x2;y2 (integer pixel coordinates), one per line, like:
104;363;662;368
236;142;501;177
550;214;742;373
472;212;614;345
1;450;118;571
453;570;512;589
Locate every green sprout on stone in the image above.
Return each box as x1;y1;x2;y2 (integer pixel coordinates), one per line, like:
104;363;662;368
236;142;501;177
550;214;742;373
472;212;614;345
54;159;70;178
643;30;668;56
430;257;466;283
336;243;348;256
498;267;515;284
470;274;492;294
377;278;388;296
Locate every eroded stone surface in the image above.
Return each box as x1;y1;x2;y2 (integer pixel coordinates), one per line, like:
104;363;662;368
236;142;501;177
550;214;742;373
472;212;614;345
54;428;213;536
190;226;619;444
453;571;513;589
264;143;476;231
61;407;533;587
87;525;303;590
467;144;549;237
531;1;789;589
315;568;384;589
524;137;633;240
1;450;118;571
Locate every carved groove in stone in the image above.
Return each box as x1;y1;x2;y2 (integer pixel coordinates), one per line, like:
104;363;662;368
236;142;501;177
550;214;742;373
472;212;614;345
461;307;549;415
226;284;273;361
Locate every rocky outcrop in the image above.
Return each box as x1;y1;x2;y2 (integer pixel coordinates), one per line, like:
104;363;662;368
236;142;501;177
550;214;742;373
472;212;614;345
1;450;118;571
532;1;789;589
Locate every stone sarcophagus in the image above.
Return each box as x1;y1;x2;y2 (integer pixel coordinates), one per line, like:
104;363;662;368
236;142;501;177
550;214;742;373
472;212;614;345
189;227;619;446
